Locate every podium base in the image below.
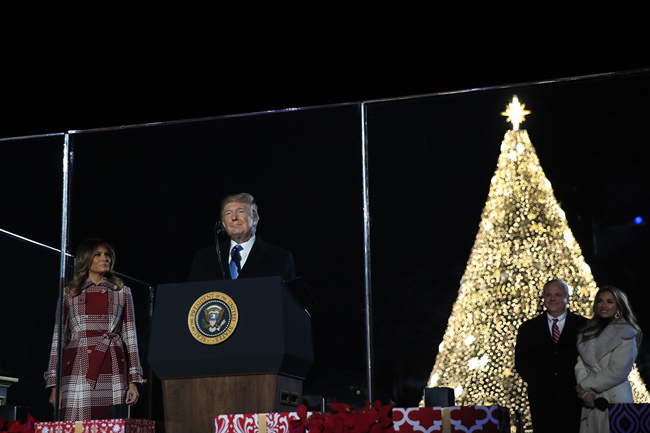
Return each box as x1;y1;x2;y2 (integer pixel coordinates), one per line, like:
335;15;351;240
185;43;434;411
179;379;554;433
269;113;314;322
162;373;303;433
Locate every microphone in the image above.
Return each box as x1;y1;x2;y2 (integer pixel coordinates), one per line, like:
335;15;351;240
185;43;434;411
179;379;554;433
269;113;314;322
213;221;226;279
214;221;226;236
595;397;609;411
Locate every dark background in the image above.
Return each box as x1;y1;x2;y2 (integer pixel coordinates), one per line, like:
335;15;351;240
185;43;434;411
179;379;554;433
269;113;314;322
1;2;649;427
1;4;648;137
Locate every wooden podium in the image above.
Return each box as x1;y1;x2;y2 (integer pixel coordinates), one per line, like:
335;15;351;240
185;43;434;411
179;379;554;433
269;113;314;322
149;277;313;433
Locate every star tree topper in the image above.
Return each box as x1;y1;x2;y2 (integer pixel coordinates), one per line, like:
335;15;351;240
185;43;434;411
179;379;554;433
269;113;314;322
501;95;531;130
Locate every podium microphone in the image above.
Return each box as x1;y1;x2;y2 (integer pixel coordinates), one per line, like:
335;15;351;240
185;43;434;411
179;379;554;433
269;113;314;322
214;221;226;279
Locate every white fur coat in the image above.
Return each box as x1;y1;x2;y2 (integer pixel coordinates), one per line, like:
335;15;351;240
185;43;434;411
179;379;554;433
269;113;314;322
575;320;637;433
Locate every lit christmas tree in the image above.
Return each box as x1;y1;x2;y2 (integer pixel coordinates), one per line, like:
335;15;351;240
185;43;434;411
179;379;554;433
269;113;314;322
423;96;649;431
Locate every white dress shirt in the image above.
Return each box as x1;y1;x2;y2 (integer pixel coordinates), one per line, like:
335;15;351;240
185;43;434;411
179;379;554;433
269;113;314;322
547;309;568;337
229;235;256;269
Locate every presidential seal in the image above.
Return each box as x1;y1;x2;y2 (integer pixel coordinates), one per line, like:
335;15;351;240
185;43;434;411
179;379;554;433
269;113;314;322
188;292;239;345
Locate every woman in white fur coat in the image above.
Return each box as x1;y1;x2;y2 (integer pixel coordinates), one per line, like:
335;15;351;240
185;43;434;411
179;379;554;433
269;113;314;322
575;286;643;433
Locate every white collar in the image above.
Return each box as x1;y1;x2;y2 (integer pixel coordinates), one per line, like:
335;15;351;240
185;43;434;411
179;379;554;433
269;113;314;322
230;235;256;265
547;310;568;322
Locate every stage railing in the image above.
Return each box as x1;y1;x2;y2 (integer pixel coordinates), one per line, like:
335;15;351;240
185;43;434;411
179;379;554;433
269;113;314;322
1;70;648;427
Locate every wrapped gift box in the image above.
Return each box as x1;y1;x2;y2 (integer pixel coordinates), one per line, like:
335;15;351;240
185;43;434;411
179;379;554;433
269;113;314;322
608;403;650;433
35;418;155;433
216;406;509;433
216;412;303;433
393;406;510;433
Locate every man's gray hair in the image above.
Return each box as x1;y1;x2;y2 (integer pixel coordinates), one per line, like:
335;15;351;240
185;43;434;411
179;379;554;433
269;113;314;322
543;278;571;297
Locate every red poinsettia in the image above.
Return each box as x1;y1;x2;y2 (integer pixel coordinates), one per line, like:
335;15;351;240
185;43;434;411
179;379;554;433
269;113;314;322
290;401;393;433
353;401;394;433
326;401;357;433
322;411;345;433
0;415;37;433
290;404;326;433
328;401;355;415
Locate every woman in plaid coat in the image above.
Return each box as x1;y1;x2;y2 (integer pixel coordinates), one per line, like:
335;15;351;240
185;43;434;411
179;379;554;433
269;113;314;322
45;239;143;421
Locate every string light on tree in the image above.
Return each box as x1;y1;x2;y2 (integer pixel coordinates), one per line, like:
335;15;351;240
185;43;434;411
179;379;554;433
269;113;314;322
423;96;649;432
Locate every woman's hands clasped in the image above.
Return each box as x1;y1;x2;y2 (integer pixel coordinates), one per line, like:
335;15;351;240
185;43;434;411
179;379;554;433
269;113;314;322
576;384;596;408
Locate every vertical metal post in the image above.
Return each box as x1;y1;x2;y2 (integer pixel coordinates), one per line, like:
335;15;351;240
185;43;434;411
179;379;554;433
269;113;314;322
361;102;374;402
54;133;72;420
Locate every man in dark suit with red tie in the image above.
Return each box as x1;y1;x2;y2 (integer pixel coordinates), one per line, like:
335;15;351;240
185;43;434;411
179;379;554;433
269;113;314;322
187;192;297;282
515;279;587;433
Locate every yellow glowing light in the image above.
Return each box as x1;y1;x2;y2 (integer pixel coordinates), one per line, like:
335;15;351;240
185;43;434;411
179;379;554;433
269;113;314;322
501;95;531;131
421;123;649;430
564;230;575;245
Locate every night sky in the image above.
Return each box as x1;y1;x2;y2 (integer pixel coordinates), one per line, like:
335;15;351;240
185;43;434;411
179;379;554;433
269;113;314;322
1;4;648;137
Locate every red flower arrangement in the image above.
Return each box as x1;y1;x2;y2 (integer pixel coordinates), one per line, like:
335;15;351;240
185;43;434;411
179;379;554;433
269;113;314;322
290;401;394;433
0;415;37;433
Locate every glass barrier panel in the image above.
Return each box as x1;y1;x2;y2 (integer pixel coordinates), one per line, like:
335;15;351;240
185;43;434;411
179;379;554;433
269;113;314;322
0;134;66;248
365;70;650;416
68;104;368;410
0;231;71;421
5;70;648;428
0;133;67;420
0;232;155;421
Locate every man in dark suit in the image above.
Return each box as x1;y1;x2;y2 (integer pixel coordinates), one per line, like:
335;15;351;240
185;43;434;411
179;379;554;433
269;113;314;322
515;278;587;433
187;192;296;282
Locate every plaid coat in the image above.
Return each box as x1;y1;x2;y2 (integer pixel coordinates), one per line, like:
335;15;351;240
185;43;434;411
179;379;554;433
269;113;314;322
45;278;143;420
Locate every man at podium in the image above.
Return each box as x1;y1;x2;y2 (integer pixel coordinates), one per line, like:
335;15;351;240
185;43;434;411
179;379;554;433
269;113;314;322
187;192;297;282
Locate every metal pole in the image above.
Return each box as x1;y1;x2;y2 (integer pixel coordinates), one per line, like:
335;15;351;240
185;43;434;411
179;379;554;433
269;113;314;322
361;103;374;402
54;133;72;420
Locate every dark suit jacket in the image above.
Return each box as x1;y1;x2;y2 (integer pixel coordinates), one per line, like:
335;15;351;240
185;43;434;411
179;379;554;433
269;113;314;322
515;310;587;433
187;236;297;282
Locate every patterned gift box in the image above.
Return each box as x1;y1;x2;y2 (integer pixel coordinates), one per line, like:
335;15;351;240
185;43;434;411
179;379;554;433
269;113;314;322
215;406;509;433
393;406;510;433
215;412;303;433
35;418;155;433
608;403;650;433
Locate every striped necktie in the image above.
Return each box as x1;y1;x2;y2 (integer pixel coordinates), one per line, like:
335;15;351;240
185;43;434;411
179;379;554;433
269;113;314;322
230;245;243;279
552;318;560;343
